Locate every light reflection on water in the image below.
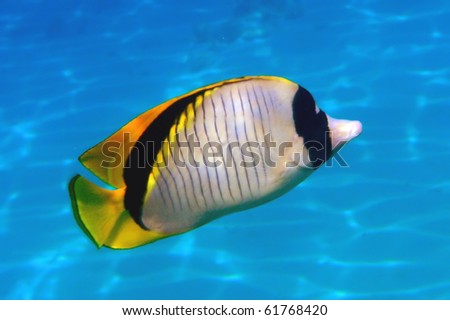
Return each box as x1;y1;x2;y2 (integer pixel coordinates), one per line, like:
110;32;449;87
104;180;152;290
1;0;450;299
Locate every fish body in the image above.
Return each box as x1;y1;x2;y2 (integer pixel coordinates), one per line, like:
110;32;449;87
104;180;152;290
69;76;362;249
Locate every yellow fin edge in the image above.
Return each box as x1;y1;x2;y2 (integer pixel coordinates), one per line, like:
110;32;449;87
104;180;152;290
69;175;173;249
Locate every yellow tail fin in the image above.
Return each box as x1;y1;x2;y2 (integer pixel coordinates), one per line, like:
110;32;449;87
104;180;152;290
69;175;169;249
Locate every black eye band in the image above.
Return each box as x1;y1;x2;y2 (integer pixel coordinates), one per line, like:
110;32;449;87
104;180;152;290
292;85;332;168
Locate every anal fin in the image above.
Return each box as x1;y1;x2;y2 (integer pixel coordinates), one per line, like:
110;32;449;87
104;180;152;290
69;175;169;249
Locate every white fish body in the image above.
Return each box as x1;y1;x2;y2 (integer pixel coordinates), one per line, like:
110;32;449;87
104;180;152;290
69;76;362;249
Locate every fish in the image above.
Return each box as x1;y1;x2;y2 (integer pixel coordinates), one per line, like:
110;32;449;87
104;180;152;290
69;76;362;249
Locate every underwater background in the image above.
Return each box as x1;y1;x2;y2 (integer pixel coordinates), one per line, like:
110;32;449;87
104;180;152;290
1;0;450;299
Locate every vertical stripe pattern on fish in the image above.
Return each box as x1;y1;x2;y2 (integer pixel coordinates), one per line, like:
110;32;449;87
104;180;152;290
69;76;362;249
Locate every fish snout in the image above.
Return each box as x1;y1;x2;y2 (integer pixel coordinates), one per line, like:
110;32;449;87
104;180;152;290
326;116;362;150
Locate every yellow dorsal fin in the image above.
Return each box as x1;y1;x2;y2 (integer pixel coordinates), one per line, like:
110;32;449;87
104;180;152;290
79;76;286;188
79;106;167;188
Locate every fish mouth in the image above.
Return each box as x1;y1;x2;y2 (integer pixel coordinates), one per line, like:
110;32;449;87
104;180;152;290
327;116;363;150
347;120;363;139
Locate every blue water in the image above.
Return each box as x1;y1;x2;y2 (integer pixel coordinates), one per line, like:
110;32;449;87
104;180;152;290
1;0;450;299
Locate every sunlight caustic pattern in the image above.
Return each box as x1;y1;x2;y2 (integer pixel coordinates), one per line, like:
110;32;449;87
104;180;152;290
1;0;449;299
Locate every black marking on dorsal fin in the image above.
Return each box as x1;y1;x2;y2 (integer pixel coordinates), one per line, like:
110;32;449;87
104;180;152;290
123;90;208;229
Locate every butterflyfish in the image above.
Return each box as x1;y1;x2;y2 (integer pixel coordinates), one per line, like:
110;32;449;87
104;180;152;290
69;76;362;249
